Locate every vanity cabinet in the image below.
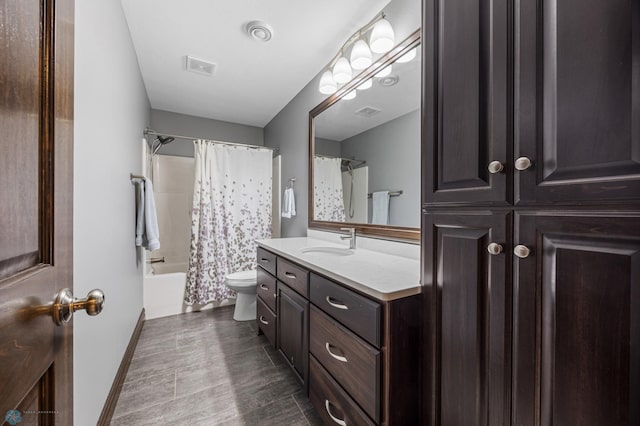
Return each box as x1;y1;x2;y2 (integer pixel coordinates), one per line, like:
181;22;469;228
256;248;277;348
256;245;421;425
422;0;640;424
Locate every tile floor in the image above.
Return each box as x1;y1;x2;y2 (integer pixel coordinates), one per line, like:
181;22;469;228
111;305;322;425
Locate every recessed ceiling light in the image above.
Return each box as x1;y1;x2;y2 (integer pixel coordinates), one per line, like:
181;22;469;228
246;21;274;42
379;75;400;87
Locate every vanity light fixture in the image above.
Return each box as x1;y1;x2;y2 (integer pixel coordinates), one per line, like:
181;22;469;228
342;90;357;100
317;12;395;95
396;47;416;63
319;70;338;94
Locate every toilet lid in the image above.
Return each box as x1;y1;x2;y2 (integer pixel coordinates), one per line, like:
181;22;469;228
226;269;257;282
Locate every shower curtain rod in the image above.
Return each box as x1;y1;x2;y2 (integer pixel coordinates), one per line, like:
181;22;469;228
143;129;279;152
314;154;367;166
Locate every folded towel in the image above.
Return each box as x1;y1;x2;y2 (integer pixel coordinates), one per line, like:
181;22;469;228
281;187;296;218
371;191;390;225
143;178;161;250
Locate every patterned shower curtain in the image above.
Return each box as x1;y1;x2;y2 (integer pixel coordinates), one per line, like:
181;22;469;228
185;140;272;304
313;156;346;222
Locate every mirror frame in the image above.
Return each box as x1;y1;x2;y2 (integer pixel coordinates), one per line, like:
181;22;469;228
308;29;421;241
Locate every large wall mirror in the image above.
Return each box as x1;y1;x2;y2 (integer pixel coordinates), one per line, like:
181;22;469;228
309;30;421;241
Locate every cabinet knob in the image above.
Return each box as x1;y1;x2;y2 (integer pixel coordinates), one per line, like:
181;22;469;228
514;156;532;171
488;161;504;174
514;245;531;258
487;243;503;255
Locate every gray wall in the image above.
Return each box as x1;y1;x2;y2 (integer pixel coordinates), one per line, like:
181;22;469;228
73;0;150;423
316;137;342;157
264;0;421;237
341;110;420;227
150;109;264;157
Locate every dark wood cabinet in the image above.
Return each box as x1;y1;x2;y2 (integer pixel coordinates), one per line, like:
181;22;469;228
512;212;640;426
277;281;309;386
423;0;510;206
422;0;640;424
423;211;511;426
515;0;640;205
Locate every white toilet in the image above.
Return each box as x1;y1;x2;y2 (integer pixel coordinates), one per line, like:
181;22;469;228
225;269;257;321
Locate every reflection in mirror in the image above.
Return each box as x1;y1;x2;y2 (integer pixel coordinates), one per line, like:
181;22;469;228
312;38;421;230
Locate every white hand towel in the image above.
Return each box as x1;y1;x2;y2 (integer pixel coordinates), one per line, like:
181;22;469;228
371;191;390;225
143;178;161;250
134;179;145;246
281;187;296;218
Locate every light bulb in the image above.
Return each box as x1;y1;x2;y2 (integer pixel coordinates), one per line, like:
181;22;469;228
375;64;392;78
370;18;395;53
396;47;416;63
350;39;373;70
319;70;337;95
342;90;356;100
357;78;372;90
333;57;352;84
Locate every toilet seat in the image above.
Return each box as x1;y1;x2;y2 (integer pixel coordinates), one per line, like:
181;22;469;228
226;270;257;287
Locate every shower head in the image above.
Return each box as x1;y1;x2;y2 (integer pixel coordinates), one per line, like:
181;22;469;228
151;135;175;155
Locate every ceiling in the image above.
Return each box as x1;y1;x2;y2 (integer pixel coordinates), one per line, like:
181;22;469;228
121;0;390;127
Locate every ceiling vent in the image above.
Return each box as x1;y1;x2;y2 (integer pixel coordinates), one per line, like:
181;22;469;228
246;21;274;42
379;74;400;87
355;106;382;117
186;56;216;76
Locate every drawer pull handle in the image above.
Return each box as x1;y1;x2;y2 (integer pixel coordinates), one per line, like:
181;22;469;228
260;258;270;263
259;284;269;290
325;342;348;363
284;272;296;279
259;316;269;325
326;296;348;310
325;400;347;426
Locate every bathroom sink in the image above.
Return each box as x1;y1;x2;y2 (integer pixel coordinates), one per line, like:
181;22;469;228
300;246;354;256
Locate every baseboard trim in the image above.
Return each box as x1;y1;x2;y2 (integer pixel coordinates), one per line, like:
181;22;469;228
97;308;146;425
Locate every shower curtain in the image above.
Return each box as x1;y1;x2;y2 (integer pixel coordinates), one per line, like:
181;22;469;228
313;156;346;222
185;140;272;304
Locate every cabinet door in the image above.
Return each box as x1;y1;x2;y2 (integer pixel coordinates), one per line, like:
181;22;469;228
423;0;510;206
277;282;309;385
515;0;640;204
513;212;640;425
423;211;511;426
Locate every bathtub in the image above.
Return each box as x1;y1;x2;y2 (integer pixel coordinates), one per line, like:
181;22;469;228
143;261;234;319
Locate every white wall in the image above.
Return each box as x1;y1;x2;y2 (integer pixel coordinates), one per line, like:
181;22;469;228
73;0;150;423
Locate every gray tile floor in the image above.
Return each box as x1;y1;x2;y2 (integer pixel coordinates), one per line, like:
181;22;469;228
111;306;322;425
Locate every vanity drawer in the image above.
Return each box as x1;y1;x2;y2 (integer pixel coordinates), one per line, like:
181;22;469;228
257;298;276;349
256;267;277;312
257;247;276;276
310;273;381;348
310;306;380;422
309;355;376;426
276;258;309;297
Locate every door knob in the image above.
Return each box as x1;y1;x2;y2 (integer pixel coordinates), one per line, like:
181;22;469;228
488;161;504;174
513;245;531;259
514;157;532;171
52;288;105;326
487;243;503;255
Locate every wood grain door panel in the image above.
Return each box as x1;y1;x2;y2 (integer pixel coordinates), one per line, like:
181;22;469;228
277;282;309;385
513;212;640;425
423;211;511;426
0;0;74;421
423;0;510;206
515;0;640;204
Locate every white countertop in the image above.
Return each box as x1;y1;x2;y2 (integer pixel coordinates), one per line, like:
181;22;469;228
256;237;421;301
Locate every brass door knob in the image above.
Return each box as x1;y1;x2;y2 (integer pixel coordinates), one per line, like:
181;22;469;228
52;288;105;326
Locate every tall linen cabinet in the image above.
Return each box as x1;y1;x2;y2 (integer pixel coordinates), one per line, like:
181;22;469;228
421;0;640;425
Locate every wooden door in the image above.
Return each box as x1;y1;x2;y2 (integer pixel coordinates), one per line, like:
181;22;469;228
277;282;309;385
513;212;640;425
423;211;511;425
515;0;640;205
423;0;511;207
0;0;74;423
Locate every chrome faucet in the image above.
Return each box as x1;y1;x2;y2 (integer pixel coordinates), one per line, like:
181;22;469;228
340;227;356;249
